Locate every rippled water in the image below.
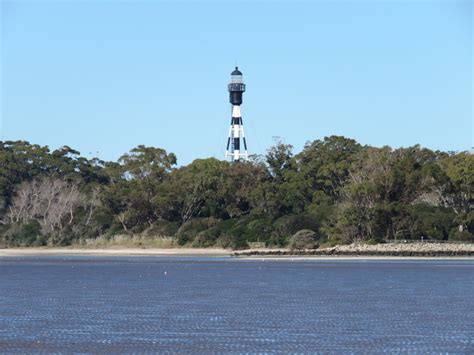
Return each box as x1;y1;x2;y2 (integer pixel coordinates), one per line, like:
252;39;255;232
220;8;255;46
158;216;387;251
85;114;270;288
1;257;473;353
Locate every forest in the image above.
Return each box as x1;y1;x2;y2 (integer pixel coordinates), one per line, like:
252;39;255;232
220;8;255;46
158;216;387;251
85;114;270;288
0;136;472;249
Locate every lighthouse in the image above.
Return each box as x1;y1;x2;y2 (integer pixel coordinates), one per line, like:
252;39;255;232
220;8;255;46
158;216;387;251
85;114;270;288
225;67;248;161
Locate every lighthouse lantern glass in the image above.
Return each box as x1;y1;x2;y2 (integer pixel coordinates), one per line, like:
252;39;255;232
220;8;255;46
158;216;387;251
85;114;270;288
230;75;243;84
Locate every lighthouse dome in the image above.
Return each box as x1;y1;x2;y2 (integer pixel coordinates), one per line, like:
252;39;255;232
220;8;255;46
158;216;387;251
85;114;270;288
231;67;242;76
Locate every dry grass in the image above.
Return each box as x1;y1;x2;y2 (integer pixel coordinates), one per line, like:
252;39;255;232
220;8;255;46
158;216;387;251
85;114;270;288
75;234;178;249
247;242;266;249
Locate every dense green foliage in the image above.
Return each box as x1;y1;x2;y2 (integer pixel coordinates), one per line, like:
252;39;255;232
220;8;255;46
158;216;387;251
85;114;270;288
289;229;320;250
0;137;472;248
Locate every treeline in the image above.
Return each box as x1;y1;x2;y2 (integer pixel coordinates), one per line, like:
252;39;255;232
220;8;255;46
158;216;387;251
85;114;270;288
0;136;472;248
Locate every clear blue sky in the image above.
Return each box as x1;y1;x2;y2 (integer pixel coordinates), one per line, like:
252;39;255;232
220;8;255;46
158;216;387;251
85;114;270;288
1;0;472;165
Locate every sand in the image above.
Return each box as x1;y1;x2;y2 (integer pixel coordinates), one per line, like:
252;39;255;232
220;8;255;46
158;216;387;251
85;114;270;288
1;243;473;259
0;247;230;257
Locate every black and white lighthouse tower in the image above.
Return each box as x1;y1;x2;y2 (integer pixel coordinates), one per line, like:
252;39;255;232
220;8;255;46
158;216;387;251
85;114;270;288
225;67;248;161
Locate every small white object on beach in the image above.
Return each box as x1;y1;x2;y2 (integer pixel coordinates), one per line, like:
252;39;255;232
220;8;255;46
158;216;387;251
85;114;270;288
164;271;167;275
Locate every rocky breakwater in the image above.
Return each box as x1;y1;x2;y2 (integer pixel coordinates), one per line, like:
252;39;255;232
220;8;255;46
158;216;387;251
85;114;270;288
233;242;474;257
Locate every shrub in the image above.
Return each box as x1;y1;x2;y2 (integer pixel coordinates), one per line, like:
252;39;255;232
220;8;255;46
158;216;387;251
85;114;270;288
231;216;274;244
364;238;382;245
145;220;180;237
196;215;273;249
450;230;474;242
424;228;445;241
48;229;74;246
289;229;319;250
216;233;248;250
2;221;45;247
192;229;219;247
248;242;266;249
267;232;288;248
176;217;219;245
273;214;320;239
410;204;454;241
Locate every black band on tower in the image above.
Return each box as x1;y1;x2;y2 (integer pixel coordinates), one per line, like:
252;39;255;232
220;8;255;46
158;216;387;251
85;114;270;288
233;138;240;150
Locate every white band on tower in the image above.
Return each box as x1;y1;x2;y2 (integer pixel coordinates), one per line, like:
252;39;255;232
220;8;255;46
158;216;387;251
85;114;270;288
232;105;241;118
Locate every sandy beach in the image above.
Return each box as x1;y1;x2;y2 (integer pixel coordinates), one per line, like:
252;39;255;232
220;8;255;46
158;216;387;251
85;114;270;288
0;247;230;257
0;242;473;259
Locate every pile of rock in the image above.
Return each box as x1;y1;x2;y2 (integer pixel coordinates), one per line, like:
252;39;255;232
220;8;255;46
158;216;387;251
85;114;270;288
329;242;474;254
233;242;474;257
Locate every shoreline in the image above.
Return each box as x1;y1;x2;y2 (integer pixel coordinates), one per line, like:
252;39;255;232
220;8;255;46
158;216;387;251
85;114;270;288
233;242;474;258
232;250;474;258
235;256;474;260
1;244;473;259
0;247;230;257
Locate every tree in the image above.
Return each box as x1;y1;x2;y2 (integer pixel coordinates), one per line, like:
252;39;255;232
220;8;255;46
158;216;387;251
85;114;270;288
1;138;472;247
100;145;178;232
4;178;82;234
435;152;474;233
265;138;294;181
220;161;267;218
334;145;443;241
169;158;227;222
296;136;362;203
119;145;177;181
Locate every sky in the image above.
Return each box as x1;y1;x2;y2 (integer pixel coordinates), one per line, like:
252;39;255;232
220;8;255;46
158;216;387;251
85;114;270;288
1;0;472;165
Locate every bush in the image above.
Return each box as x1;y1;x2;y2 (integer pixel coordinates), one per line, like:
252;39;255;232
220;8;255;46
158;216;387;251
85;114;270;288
267;232;288;248
176;217;219;246
274;214;320;236
193;228;219;247
48;228;75;246
364;238;383;245
248;242;266;249
410;204;454;241
450;230;474;242
145;220;180;237
2;221;45;247
215;233;248;250
289;229;319;250
424;228;445;241
229;216;274;244
193;215;273;249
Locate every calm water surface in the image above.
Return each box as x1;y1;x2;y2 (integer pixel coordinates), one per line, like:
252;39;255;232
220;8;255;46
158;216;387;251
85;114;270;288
1;257;473;353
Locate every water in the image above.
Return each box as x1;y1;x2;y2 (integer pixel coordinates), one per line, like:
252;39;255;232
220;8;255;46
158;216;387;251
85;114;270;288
1;257;473;353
